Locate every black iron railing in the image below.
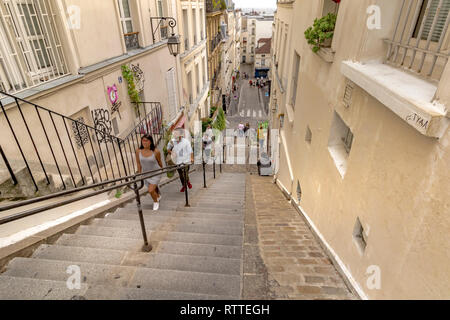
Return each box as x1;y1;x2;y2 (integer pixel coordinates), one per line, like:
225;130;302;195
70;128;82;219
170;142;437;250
129;102;164;145
210;33;222;53
0;92;163;198
0;164;191;251
124;32;140;50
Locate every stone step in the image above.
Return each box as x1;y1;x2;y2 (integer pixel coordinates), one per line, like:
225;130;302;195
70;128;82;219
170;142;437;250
112;208;243;221
56;234;143;251
129;267;240;297
32;244;127;265
0;276;88;300
89;218;243;236
189;201;244;210
180;206;242;215
83;284;237;300
156;241;242;259
105;211;244;228
56;234;242;259
75;225;243;246
9;244;242;276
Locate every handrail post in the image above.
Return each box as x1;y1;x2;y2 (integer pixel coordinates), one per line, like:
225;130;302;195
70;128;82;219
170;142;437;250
213;157;216;179
0;145;17;185
184;166;190;207
133;180;152;252
203;159;206;188
117;139;128;177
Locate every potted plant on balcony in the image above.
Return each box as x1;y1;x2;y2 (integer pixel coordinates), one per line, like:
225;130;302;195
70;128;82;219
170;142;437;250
304;12;337;53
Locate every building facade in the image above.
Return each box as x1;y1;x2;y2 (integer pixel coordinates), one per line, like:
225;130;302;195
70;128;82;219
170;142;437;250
255;38;271;78
240;16;256;64
175;0;209;130
0;0;184;176
206;0;224;108
270;0;450;299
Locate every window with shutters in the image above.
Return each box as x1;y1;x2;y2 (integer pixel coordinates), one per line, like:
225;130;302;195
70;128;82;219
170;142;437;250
118;0;133;33
165;67;178;122
385;0;449;81
290;52;300;107
413;0;450;41
0;0;68;94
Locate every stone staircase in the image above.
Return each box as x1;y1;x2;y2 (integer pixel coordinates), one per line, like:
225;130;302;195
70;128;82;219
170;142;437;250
0;171;246;300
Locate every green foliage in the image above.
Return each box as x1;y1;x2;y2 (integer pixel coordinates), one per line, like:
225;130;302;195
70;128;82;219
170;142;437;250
212;107;226;131
121;65;141;109
304;13;337;53
209;106;217;118
212;0;226;10
202;117;213;133
162;128;173;158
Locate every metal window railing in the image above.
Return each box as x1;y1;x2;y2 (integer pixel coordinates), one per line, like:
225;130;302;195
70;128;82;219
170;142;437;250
384;0;450;81
124;32;140;50
0;0;69;94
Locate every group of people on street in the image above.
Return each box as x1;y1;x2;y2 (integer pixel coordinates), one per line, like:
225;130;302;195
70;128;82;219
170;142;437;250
249;77;267;89
135;128;193;211
235;123;266;151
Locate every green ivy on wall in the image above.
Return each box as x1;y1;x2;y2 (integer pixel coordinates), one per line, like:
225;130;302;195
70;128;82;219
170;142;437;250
121;65;141;110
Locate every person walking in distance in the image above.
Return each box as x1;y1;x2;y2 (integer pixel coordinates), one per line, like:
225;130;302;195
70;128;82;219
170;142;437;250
136;135;163;211
167;129;194;192
258;124;265;152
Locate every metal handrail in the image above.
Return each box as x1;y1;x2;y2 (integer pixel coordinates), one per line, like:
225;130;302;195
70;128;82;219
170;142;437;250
0;164;180;212
0;163;191;251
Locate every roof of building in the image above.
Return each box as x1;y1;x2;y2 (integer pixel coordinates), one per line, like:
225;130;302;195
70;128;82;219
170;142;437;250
255;38;271;54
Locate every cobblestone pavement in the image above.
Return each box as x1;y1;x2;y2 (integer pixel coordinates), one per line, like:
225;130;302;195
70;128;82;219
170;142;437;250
243;174;357;300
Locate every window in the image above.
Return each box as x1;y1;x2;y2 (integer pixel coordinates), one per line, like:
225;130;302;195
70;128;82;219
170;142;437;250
296;181;302;203
322;0;339;16
118;0;133;33
353;217;367;254
413;0;450;41
0;0;68;94
165;67;178;122
305;126;312;144
328;112;353;177
290;52;300;107
183;9;189;51
157;0;163;17
261;59;265;66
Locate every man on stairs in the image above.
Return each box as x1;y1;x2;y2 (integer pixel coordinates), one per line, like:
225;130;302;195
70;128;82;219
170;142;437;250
167;128;194;192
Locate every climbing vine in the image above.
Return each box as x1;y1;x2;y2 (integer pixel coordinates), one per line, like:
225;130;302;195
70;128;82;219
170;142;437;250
121;65;141;109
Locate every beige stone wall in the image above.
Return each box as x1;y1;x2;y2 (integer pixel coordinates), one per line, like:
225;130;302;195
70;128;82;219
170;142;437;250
270;0;450;299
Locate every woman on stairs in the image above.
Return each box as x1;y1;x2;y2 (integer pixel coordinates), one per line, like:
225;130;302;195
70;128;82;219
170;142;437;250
136;135;163;211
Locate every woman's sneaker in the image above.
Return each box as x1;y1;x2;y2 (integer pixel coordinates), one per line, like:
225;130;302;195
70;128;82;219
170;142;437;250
153;202;159;211
157;194;162;202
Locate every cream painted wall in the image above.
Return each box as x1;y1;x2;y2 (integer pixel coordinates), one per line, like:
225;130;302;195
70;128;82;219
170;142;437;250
271;0;450;299
63;0;125;67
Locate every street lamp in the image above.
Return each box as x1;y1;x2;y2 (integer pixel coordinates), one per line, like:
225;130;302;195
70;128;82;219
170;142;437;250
150;17;180;56
167;34;180;57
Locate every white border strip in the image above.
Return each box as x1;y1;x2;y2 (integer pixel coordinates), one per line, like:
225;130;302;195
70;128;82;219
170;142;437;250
0;200;111;248
276;178;369;300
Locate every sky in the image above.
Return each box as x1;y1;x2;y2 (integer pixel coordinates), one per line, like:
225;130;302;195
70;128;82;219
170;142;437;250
233;0;277;9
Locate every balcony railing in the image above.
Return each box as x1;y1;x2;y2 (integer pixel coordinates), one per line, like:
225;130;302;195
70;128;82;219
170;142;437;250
124;32;140;50
210;33;223;53
384;0;450;81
